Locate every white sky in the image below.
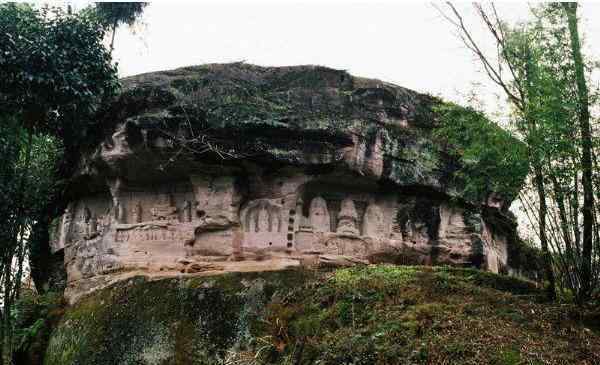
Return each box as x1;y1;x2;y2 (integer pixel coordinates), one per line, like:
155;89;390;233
99;0;600;115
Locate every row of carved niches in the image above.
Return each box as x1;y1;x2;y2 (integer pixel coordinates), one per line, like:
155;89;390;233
59;176;443;260
59;186;197;245
291;191;440;253
237;190;399;249
58;195;112;248
298;189;395;238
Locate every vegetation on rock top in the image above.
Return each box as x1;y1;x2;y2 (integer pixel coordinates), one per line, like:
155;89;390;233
90;62;529;209
434;103;529;203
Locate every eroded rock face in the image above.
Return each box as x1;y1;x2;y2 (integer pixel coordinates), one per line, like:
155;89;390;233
56;63;521;303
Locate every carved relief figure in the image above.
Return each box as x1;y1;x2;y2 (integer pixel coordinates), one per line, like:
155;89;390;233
97;215;106;235
59;205;73;247
243;201;281;233
182;200;193;223
86;215;98;238
405;219;414;241
296;198;312;231
241;199;285;249
115;201;126;224
83;206;92;223
294;197;303;227
75;205;92;236
151;193;178;221
362;202;385;238
337;198;359;235
257;205;270;232
108;178;125;224
132;201;143;223
190;176;240;224
309;196;330;233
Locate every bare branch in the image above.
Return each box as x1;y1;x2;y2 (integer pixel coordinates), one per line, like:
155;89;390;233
435;2;525;111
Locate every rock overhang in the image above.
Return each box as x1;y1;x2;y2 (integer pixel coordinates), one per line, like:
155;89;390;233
81;64;445;185
57;63;528;303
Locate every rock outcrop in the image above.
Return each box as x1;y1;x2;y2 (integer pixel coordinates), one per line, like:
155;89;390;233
44;267;557;365
54;63;526;303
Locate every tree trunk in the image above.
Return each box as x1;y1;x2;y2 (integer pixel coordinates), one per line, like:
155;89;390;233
109;20;117;56
563;3;594;301
534;164;557;300
522;42;556;300
571;157;581;255
551;176;574;258
551;175;578;291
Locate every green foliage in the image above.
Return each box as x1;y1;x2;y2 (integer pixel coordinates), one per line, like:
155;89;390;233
257;266;543;364
94;2;148;29
434;266;539;296
507;238;544;278
0;3;119;134
332;265;419;289
498;4;599;301
0;3;119;361
490;348;521;365
501;14;579;167
13;291;64;357
0;116;63;363
434;103;529;204
0;115;63;271
94;2;148;51
0;1;119;288
0;117;23;262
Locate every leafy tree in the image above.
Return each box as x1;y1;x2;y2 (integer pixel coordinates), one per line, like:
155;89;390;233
94;2;148;53
0;3;119;362
438;2;599;302
561;2;595;301
437;3;558;299
434;103;529;205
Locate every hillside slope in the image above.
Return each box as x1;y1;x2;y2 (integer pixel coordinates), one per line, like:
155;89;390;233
43;266;599;364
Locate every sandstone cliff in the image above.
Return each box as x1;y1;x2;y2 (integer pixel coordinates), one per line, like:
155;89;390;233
53;63;529;303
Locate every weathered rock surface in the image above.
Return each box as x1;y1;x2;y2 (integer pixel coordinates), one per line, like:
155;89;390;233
55;63;524;303
45;267;598;365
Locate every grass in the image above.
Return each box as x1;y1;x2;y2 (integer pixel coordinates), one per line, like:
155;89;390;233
256;266;599;364
43;265;600;364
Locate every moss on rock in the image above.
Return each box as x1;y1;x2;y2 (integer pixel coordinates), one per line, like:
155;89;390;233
44;270;316;365
84;63;527;208
44;266;600;365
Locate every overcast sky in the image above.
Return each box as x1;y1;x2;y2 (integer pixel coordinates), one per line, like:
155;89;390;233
100;1;600;116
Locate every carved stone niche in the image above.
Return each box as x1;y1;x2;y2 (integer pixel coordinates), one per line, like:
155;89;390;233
240;199;286;250
132;201;143;224
362;201;385;239
65;196;111;244
295;180;394;250
151;193;178;222
181;200;193;223
191;175;240;224
322;235;369;256
309;196;331;233
336;197;359;236
57;204;74;250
